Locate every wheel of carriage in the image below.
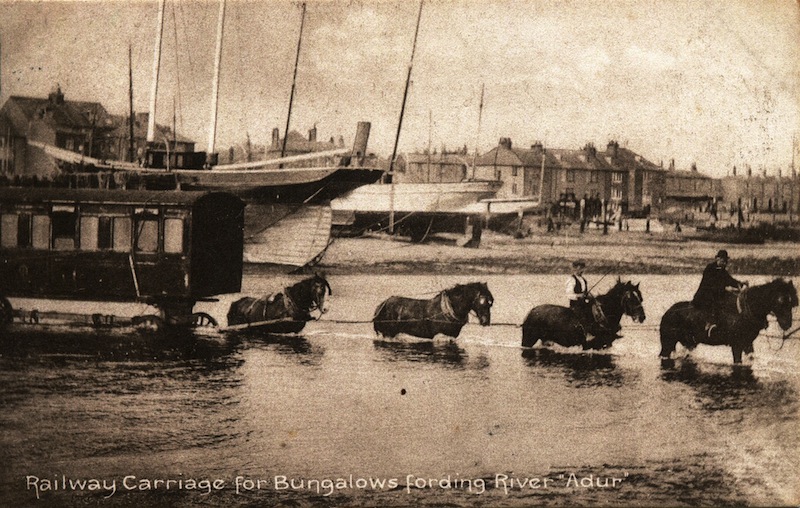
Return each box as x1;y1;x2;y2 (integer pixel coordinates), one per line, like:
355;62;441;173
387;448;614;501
191;312;218;328
0;296;13;327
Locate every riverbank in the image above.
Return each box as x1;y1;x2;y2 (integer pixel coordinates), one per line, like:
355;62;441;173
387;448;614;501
313;230;800;276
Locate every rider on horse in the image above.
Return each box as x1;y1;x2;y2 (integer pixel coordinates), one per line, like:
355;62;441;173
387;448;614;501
692;249;747;337
566;260;614;337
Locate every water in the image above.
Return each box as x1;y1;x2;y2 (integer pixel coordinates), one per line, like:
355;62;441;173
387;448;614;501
1;274;798;507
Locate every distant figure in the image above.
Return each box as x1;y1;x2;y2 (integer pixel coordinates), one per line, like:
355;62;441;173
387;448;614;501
692;249;747;335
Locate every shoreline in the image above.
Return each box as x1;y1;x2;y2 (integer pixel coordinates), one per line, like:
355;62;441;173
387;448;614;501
303;230;800;276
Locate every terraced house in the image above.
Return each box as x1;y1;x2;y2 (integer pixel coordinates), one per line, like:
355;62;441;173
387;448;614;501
473;138;666;215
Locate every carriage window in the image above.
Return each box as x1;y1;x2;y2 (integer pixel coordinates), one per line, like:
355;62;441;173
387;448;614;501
51;211;77;250
164;218;184;254
98;217;113;250
135;216;158;253
32;215;50;249
80;216;99;251
113;217;132;252
1;214;17;247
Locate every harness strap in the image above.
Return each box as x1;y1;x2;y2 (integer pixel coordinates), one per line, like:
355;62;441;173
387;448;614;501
440;292;460;322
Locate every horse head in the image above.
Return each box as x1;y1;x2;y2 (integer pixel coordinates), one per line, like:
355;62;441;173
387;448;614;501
619;279;646;323
767;279;798;331
308;272;333;315
469;282;494;326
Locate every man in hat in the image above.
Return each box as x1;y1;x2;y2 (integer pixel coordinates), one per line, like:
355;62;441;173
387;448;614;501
566;260;595;330
692;249;747;335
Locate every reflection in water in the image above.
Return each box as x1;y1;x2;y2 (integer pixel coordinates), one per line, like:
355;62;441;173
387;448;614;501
373;339;467;367
521;348;628;388
660;358;796;412
230;331;325;366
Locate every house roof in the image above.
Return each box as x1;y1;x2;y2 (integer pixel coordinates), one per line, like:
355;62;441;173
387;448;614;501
105;113;195;145
403;152;468;165
269;130;338;154
4;94;112;132
476;140;665;173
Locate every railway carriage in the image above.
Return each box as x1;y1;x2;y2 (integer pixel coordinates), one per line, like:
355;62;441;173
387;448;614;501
0;188;244;330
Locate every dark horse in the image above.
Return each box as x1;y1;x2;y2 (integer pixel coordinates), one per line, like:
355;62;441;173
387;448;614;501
373;282;493;339
226;273;332;333
521;279;646;350
659;278;797;364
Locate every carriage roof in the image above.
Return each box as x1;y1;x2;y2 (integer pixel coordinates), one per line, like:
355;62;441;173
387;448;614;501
0;187;234;207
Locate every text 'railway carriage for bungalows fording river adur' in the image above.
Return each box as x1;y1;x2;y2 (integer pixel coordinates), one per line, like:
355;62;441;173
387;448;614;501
0;188;245;331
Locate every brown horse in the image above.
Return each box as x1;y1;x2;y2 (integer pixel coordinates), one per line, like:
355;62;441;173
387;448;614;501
522;279;645;350
226;273;332;333
659;278;797;364
373;282;493;339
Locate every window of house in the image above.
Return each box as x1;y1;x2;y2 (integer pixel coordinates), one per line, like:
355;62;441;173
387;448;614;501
611;188;623;200
567;170;576;183
495;169;501;180
98;217;113;250
113;217;132;252
612;172;623;183
164;218;184;254
66;139;74;151
512;167;518;177
80;216;99;251
51;208;77;250
590;171;598;183
511;184;518;195
32;215;50;249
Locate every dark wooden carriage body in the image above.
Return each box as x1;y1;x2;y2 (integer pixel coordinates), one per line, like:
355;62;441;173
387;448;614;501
0;188;244;319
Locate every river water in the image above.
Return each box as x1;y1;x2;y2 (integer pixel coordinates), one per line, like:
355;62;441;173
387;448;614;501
1;273;798;507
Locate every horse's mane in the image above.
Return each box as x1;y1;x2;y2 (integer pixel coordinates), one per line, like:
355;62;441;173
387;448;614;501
751;278;798;304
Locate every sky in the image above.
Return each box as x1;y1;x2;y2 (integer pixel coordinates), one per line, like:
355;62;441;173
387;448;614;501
1;0;798;178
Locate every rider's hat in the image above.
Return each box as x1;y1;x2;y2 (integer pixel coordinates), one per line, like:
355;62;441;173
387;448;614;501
572;260;586;268
715;249;729;259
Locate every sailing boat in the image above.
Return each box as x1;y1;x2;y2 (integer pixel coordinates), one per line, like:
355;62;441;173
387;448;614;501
331;6;501;242
27;0;384;266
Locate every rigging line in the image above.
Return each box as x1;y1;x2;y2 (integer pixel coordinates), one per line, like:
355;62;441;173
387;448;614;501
170;1;184;136
281;2;306;161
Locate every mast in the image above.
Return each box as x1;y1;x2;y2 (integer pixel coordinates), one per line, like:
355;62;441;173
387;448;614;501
389;0;424;234
128;44;136;162
470;83;484;180
146;0;165;145
207;0;226;159
281;2;307;162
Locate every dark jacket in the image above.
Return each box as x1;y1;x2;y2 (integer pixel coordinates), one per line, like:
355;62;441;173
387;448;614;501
692;262;741;310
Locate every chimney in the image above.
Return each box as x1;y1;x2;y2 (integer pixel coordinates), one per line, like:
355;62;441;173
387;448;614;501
531;141;543;153
691;162;698;172
732;165;737;176
499;137;512;149
583;143;596;157
48;84;65;105
747;165;752;177
308;125;317;142
271;128;280;150
668;159;675;171
606;140;619;158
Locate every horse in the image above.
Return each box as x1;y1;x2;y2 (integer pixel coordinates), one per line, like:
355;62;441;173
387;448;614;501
659;278;798;364
521;279;646;350
226;273;332;334
372;282;493;339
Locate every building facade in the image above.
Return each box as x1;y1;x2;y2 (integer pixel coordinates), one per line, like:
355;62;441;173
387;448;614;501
474;138;665;215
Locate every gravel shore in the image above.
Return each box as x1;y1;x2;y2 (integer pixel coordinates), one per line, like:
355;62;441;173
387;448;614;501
315;229;800;276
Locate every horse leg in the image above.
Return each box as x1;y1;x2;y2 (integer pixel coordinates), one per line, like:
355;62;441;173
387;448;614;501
521;322;541;348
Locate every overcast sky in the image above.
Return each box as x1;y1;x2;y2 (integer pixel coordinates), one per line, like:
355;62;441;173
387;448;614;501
1;0;798;177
